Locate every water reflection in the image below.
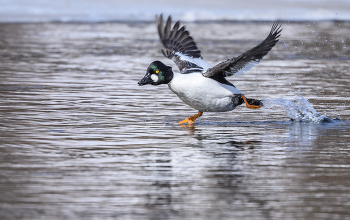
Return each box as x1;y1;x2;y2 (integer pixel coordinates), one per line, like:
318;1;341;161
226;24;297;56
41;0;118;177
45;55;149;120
140;128;271;219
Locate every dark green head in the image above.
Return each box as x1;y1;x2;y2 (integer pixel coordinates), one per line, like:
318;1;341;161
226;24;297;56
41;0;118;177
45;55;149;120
138;61;173;86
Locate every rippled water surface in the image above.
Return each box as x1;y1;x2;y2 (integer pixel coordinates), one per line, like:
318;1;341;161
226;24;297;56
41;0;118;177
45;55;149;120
1;21;350;220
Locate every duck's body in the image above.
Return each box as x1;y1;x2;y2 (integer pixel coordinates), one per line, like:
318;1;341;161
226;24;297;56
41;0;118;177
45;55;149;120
169;72;242;112
138;14;282;124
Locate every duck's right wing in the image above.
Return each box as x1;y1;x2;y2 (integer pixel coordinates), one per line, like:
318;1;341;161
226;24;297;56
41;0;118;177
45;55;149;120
202;22;282;78
156;14;211;74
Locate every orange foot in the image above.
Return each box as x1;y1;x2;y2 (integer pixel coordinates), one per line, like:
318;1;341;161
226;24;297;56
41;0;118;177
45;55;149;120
178;112;203;124
241;95;263;109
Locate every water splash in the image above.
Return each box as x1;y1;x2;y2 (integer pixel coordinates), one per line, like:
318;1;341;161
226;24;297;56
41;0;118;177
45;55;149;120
262;96;331;123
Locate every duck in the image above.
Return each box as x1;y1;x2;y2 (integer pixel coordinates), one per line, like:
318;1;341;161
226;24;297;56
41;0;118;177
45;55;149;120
138;14;282;124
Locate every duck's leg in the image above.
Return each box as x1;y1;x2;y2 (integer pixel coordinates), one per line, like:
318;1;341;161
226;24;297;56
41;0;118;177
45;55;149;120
178;112;203;124
241;95;263;109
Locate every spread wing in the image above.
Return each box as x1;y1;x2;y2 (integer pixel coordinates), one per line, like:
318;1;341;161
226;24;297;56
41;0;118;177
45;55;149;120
202;22;282;78
156;14;211;74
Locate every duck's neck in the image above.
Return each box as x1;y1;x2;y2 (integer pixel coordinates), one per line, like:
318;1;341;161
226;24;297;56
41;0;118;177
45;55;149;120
163;67;174;84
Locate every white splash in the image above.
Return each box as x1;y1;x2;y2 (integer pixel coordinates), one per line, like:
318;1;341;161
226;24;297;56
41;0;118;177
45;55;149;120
262;95;330;122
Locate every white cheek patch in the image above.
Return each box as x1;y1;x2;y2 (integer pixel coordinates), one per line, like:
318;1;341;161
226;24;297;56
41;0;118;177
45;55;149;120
151;74;159;82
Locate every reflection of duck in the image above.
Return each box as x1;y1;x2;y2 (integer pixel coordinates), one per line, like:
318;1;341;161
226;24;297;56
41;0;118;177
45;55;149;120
138;14;282;124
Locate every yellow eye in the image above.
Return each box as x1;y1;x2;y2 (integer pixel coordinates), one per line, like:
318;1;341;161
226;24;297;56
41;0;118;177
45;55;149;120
156;70;159;74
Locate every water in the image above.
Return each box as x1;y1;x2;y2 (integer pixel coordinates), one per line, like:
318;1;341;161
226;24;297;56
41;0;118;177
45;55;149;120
1;21;350;220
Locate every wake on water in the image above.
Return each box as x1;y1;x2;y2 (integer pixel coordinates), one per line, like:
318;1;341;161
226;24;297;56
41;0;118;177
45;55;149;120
262;96;333;123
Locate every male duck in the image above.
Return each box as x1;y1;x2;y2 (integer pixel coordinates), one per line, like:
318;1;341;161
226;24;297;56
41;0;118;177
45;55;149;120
138;14;282;124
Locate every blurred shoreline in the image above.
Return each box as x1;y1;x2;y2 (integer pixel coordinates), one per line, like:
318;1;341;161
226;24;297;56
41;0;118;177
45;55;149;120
1;0;350;23
0;19;349;24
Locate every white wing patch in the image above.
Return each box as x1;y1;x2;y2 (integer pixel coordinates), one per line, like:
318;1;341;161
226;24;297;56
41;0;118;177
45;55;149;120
233;60;260;76
175;52;212;72
220;82;243;95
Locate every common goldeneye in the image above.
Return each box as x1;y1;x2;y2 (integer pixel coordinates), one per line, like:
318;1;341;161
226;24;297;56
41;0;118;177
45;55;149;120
138;14;282;124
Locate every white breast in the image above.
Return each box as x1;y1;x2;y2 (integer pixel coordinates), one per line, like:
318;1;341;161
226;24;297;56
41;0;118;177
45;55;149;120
168;72;242;112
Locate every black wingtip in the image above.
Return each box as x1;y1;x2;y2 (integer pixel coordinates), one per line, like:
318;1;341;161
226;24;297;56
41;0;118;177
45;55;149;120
155;14;202;59
270;21;283;36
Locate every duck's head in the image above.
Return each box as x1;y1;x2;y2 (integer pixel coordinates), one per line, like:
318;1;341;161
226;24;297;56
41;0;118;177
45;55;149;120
138;61;173;86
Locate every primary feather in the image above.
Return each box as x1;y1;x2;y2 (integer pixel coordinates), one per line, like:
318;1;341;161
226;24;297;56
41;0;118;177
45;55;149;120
202;22;282;78
156;14;211;74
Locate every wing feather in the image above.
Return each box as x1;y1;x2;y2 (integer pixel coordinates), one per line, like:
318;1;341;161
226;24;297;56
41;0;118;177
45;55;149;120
203;22;282;78
156;14;211;73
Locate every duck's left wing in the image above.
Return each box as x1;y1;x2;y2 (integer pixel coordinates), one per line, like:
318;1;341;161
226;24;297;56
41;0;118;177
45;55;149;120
156;14;211;74
202;22;282;78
